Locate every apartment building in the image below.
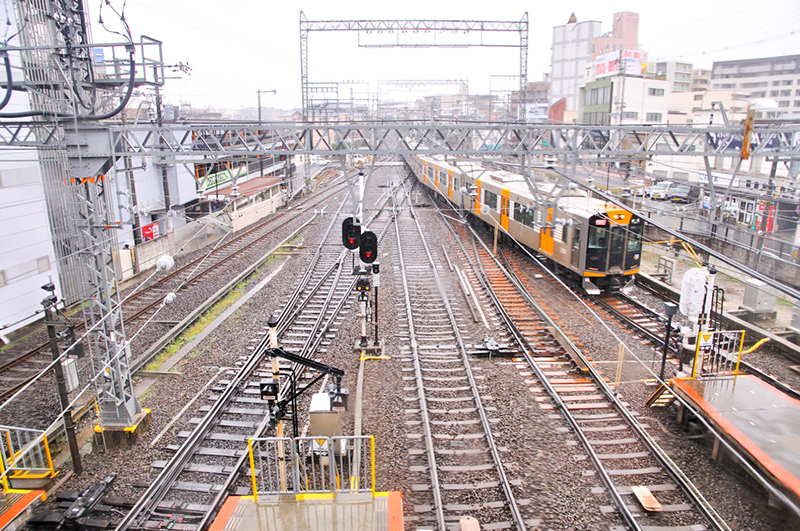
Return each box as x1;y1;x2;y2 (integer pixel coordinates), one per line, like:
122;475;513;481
655;61;694;92
711;54;800;118
550;14;602;113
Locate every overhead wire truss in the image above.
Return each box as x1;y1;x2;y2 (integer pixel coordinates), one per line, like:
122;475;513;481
30;122;799;160
299;12;529;120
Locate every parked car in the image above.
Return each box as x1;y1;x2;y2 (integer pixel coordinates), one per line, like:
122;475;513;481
628;179;645;196
646;181;675;199
669;185;699;203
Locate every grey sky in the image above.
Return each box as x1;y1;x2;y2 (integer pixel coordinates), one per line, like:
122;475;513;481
90;0;800;110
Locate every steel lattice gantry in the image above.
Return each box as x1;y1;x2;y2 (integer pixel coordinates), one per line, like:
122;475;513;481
25;121;799;160
299;12;528;120
4;0;163;435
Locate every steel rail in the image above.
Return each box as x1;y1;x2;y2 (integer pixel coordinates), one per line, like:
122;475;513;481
0;178;347;402
459;220;731;530
628;282;800;401
397;178;526;529
438;212;643;529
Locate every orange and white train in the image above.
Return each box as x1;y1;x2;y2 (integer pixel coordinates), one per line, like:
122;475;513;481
406;154;643;294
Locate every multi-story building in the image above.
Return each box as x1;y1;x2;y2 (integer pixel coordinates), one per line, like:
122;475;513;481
510;79;550;123
579;49;669;125
549;14;602;114
692;69;711;91
669;89;750;125
589;12;639;61
711;54;800;118
654;60;694;92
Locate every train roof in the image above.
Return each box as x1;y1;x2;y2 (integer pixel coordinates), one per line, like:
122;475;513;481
415;154;630;219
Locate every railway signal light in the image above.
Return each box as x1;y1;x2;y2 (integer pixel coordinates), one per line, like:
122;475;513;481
329;386;349;412
359;231;378;263
260;378;279;403
342;217;361;250
355;277;371;291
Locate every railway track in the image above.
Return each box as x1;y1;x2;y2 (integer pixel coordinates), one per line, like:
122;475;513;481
116;170;407;530
439;211;728;529
393;178;528;530
0;175;347;403
594;286;800;401
117;193;358;530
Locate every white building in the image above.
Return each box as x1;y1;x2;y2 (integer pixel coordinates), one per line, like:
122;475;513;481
578;50;670;125
0;10;61;338
711;54;800;118
0;152;59;339
549;14;602;113
654;60;694;92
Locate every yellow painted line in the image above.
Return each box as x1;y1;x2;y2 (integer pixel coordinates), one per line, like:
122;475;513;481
296;492;335;501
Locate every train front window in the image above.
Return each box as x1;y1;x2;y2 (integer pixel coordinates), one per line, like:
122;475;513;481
610;227;625;254
627;223;643;252
588;226;608;250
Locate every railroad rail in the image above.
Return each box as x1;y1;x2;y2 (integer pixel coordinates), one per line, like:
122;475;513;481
116;189;358;529
393;176;527;529
117;169;410;530
596;284;800;402
438;209;728;529
0;175;346;403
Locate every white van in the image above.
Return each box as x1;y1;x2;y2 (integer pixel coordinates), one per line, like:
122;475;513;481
646;181;675;200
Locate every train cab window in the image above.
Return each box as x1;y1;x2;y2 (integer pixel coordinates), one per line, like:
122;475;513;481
588;226;608;250
610;227;625;254
627;223;643;252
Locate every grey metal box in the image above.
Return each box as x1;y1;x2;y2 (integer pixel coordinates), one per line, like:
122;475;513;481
742;278;775;312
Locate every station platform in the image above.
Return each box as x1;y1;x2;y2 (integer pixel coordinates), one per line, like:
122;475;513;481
670;375;800;506
208;491;403;531
0;490;46;530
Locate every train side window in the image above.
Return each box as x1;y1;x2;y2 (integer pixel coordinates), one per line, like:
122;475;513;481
572;228;581;249
562;225;569;243
588;226;608;250
514;203;524;222
484;190;498;210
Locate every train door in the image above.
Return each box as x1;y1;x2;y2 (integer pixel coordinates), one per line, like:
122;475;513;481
625;217;643;270
434;165;439;188
448;169;453;199
571;227;581;268
423;161;428;185
585;217;608;271
474;180;482;212
608;226;626;271
540;207;554;255
500;191;510;231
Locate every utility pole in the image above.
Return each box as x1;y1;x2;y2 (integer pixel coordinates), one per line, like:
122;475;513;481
257;89;276;177
154;67;171;213
42;287;82;475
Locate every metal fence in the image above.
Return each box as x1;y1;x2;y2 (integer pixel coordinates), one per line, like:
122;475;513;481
0;425;55;491
692;329;745;378
248;436;375;501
